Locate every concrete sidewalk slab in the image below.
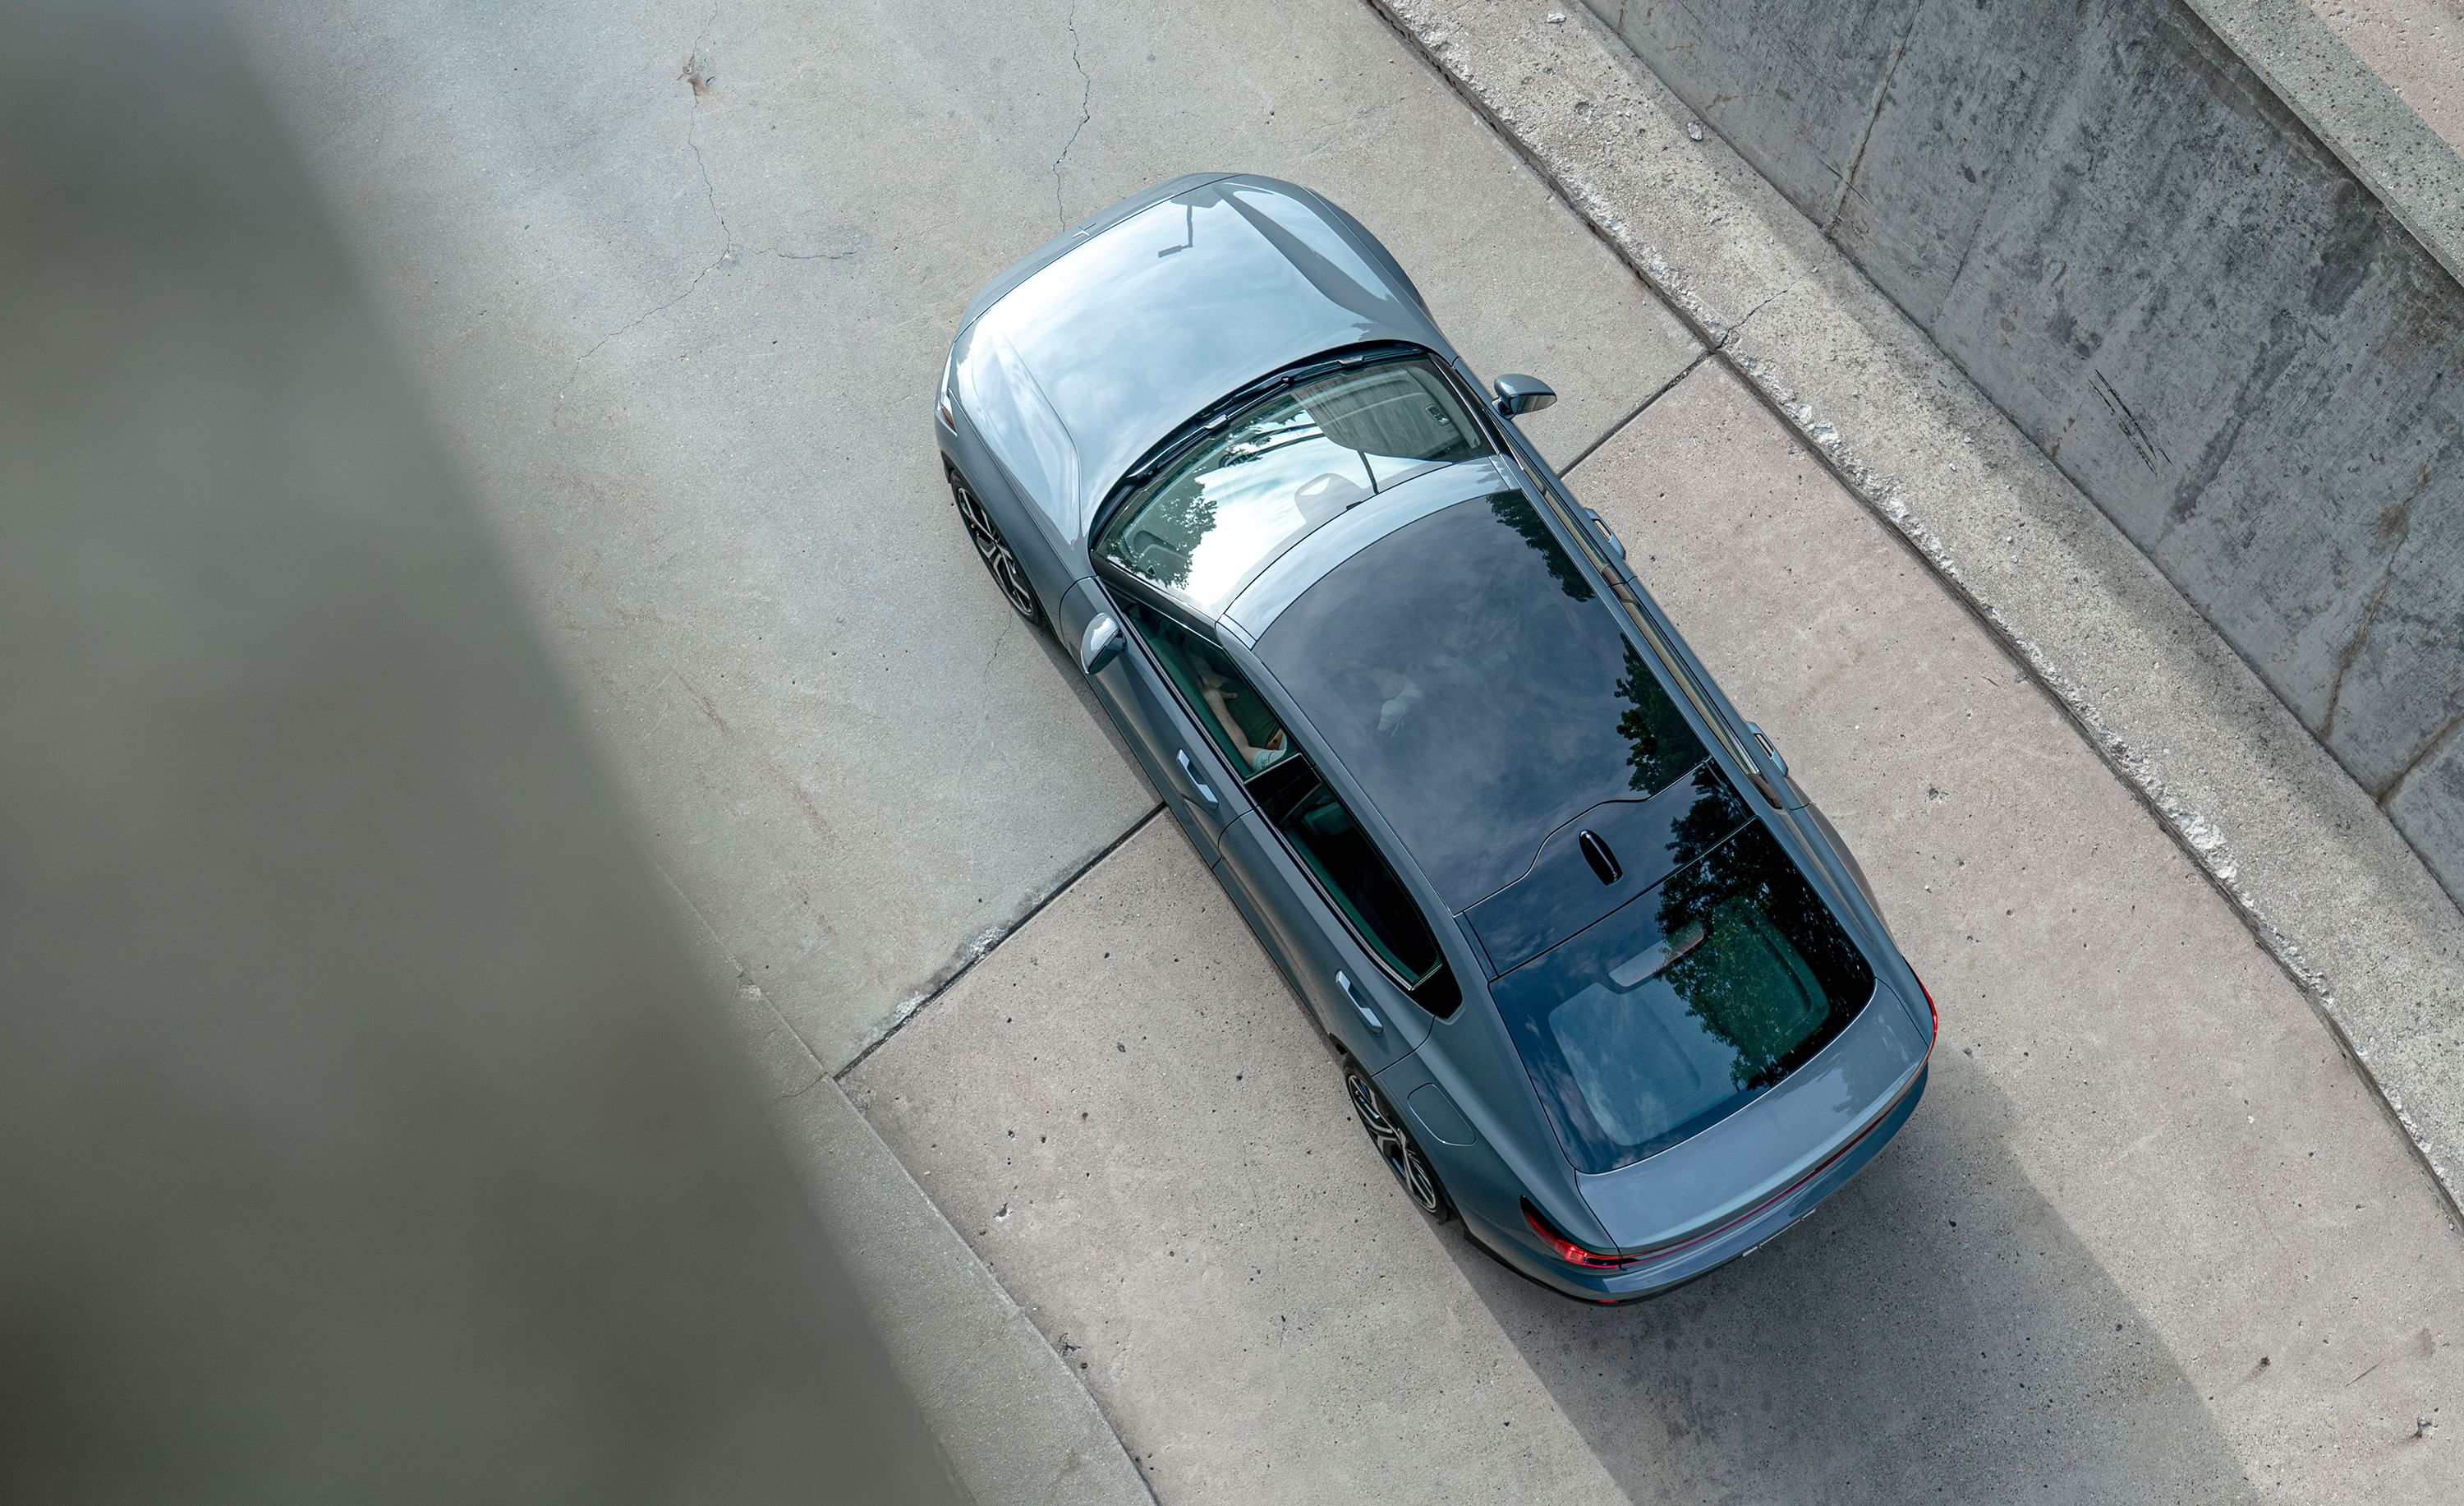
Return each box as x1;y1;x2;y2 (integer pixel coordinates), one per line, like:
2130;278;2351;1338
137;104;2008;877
772;1079;1156;1506
2315;0;2464;153
660;846;1152;1504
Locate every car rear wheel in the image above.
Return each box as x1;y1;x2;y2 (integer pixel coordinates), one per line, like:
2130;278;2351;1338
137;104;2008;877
1346;1065;1452;1222
946;465;1042;625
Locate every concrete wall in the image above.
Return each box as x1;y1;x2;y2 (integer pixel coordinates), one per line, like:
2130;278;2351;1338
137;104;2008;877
1588;0;2464;901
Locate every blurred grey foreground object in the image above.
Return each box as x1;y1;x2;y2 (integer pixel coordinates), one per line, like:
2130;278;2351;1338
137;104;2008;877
0;3;967;1502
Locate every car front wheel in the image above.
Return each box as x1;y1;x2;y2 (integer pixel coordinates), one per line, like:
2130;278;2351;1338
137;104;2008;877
946;464;1042;625
1346;1065;1452;1222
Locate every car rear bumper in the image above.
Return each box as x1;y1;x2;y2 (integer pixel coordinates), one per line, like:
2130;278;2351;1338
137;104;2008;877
1465;1065;1927;1304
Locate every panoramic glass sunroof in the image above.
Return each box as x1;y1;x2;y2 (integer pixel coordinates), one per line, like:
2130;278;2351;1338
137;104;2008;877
1253;491;1708;909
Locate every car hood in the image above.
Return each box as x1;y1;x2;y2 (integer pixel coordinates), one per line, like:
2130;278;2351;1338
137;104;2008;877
950;175;1441;547
1574;982;1932;1254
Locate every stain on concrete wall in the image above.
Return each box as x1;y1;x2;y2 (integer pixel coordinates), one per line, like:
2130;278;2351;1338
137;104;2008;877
1597;0;2464;900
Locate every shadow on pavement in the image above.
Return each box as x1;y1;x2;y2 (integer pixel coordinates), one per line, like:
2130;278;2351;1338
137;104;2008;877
1444;1059;2256;1505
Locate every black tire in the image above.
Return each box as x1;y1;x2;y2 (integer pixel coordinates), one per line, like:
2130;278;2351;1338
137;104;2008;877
1345;1063;1454;1222
946;464;1043;625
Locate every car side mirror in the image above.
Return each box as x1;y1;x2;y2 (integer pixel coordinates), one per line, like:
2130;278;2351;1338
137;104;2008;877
1492;374;1557;417
1078;612;1126;675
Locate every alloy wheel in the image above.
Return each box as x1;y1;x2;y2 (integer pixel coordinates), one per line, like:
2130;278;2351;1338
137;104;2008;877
1346;1068;1451;1220
947;468;1041;624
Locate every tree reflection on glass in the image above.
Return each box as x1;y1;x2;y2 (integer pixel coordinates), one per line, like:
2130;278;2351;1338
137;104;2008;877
1651;813;1871;1090
1118;487;1214;588
1614;642;1703;794
1101;357;1495;599
1487;493;1593;601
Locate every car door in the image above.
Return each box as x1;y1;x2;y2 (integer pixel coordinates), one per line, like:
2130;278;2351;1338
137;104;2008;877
1172;650;1443;1075
1096;586;1446;1075
1213;798;1432;1076
1060;580;1245;861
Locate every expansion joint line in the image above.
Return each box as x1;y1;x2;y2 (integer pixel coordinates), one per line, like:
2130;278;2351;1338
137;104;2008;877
833;804;1163;1080
1564;343;1715;474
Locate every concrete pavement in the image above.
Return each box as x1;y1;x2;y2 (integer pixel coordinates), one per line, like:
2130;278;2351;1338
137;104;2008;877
660;863;1151;1506
226;0;2464;1499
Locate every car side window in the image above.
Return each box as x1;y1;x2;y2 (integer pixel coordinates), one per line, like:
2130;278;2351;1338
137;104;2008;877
1118;596;1460;1016
1122;600;1296;777
1265;776;1446;988
1246;735;1461;1017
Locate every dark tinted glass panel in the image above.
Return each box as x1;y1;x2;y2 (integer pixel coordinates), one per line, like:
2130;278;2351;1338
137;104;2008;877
1273;780;1445;988
1253;494;1706;908
1464;762;1750;976
1121;600;1295;778
1492;822;1874;1173
1096;357;1490;611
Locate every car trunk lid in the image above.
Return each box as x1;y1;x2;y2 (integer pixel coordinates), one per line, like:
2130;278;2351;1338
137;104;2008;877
1573;988;1930;1255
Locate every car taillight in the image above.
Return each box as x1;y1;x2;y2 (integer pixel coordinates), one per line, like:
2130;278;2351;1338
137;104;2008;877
1914;970;1938;1043
1523;1199;1640;1271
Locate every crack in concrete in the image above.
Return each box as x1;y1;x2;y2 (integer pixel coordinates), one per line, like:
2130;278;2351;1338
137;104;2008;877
1052;0;1094;229
1823;8;1917;237
2319;563;2399;744
554;11;731;426
2316;436;2454;749
2379;702;2464;810
554;12;865;426
554;253;726;426
961;617;1019;761
2320;470;2422;742
684;21;732;244
1725;290;1778;338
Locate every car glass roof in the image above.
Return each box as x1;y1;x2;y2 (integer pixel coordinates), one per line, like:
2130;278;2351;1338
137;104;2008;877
1253;492;1708;909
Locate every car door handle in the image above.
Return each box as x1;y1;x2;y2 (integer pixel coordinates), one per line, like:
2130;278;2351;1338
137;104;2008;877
1746;721;1789;778
1337;970;1383;1034
1177;748;1218;806
1584;507;1628;560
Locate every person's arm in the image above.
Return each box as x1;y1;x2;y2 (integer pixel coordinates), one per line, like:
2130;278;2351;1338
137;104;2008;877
1201;679;1267;767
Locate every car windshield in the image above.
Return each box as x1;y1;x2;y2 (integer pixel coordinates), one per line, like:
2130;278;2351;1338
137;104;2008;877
1096;354;1490;611
1253;492;1706;908
1491;821;1874;1174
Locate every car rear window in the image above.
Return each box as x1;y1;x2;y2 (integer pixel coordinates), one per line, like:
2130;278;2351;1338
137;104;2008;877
1491;821;1874;1173
1096;355;1489;612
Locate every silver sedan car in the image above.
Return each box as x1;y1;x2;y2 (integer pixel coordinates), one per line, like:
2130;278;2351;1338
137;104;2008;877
935;174;1934;1301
